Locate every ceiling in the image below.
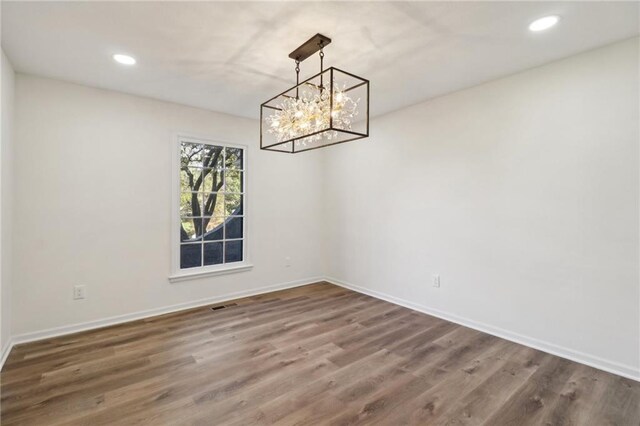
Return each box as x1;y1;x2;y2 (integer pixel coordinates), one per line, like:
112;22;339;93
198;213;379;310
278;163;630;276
2;1;638;119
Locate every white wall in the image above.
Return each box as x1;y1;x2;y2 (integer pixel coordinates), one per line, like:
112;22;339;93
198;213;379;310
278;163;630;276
1;50;15;358
324;38;640;378
12;75;325;336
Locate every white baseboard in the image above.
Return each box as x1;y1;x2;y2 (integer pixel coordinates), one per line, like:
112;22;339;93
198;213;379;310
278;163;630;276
0;338;14;371
9;276;324;349
325;276;640;382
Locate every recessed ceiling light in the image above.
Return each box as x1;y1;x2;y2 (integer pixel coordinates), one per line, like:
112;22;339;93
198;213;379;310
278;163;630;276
113;54;136;65
529;16;560;32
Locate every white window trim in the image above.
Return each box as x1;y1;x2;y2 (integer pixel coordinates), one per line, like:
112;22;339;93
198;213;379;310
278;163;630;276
169;134;252;283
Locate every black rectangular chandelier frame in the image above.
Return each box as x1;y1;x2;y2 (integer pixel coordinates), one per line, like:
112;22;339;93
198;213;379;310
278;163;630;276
260;67;370;153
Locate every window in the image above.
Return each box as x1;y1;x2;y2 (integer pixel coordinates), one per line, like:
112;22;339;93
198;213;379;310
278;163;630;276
171;136;250;281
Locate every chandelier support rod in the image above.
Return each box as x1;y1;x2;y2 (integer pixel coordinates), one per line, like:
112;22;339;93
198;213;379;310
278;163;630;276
295;60;300;99
319;41;325;90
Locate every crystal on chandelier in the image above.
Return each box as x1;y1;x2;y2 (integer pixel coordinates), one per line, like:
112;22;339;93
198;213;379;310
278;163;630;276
261;67;369;153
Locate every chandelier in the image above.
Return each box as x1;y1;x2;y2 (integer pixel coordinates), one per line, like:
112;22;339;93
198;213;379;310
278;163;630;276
260;34;370;153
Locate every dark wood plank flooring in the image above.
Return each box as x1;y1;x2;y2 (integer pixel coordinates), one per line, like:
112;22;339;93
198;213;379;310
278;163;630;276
1;282;639;425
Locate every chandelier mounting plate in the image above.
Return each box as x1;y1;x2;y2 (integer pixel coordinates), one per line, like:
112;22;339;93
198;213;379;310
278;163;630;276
288;33;332;62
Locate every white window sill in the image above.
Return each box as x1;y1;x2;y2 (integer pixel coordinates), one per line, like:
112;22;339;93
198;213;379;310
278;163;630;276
169;263;253;283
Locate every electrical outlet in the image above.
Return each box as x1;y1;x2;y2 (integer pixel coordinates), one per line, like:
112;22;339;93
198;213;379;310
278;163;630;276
73;285;86;300
432;274;440;288
285;256;291;267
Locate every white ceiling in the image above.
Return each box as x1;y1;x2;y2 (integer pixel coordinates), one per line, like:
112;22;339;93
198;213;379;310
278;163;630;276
2;1;638;119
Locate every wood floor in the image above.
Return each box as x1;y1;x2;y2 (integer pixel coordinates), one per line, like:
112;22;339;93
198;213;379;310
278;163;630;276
1;283;639;425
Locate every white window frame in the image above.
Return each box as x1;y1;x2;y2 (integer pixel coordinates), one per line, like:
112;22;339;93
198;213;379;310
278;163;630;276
169;134;252;283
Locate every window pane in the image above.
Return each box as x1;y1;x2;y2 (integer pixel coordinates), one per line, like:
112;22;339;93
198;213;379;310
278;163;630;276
203;217;224;241
225;171;243;193
225;240;243;263
181;143;203;168
202;192;225;217
225;147;243;170
202;169;224;193
204;242;224;266
203;145;224;169
180;244;202;269
181;217;203;242
181;167;204;193
180;192;204;217
224;193;243;216
225;216;243;239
